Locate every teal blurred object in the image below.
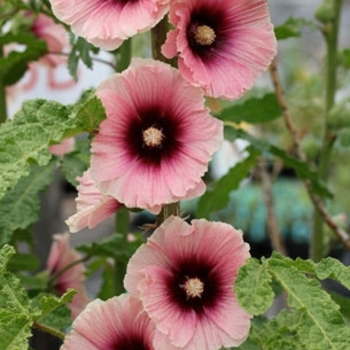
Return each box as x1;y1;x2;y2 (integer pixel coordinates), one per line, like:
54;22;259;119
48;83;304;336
214;179;312;244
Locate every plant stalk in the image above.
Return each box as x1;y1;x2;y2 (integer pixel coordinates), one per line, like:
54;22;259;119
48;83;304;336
114;208;129;295
32;322;65;341
310;0;343;261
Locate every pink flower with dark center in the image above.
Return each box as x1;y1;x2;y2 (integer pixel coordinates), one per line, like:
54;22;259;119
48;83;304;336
49;0;170;51
60;294;157;350
47;233;90;319
162;0;277;100
91;59;223;213
66;169;122;233
31;13;69;67
124;216;251;350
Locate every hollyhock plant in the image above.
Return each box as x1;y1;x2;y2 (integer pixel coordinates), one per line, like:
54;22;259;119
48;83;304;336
66;169;123;233
124;216;251;350
61;294;157;350
90;59;223;213
31;13;69;67
48;0;170;51
162;0;277;100
47;233;90;319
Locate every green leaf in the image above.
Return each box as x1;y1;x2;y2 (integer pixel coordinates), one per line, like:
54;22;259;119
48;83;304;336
70;93;106;134
235;258;275;315
196;146;258;219
0;99;71;199
274;17;316;40
32;290;76;330
0;95;104;200
61;138;91;187
224;126;332;199
77;233;141;263
268;256;350;350
218;94;282;124
0;310;31;350
8;253;40;273
251;310;306;350
0;32;47;85
0;245;33;349
0;160;56;245
68;34;99;80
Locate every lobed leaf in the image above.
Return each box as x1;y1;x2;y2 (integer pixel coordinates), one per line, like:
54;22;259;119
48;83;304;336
268;257;350;350
235;258;275;315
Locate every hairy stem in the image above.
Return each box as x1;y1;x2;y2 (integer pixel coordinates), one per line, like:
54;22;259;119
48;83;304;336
32;322;65;341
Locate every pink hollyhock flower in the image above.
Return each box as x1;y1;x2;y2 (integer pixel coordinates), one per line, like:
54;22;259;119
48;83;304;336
49;0;170;51
91;59;223;213
49;137;75;157
162;0;277;100
31;13;69;67
61;294;157;350
124;216;251;350
47;233;90;319
66;169;123;233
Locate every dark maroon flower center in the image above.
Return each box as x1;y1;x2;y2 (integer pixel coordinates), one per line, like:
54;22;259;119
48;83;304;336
126;105;182;167
167;258;221;314
187;6;227;61
113;334;151;350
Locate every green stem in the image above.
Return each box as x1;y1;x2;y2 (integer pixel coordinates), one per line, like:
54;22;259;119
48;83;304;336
310;0;343;261
114;208;129;295
0;44;7;123
32;322;65;341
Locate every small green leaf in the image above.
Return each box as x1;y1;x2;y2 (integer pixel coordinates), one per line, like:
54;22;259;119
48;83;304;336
71;94;106;134
32;290;76;330
196;146;258;219
68;34;99;80
0;32;47;85
274;17;316;40
235;258;275;315
218;94;282;124
61;138;91;187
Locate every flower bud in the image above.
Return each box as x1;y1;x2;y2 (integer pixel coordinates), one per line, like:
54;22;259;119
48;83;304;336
301;135;322;160
315;0;336;23
328;101;350;130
